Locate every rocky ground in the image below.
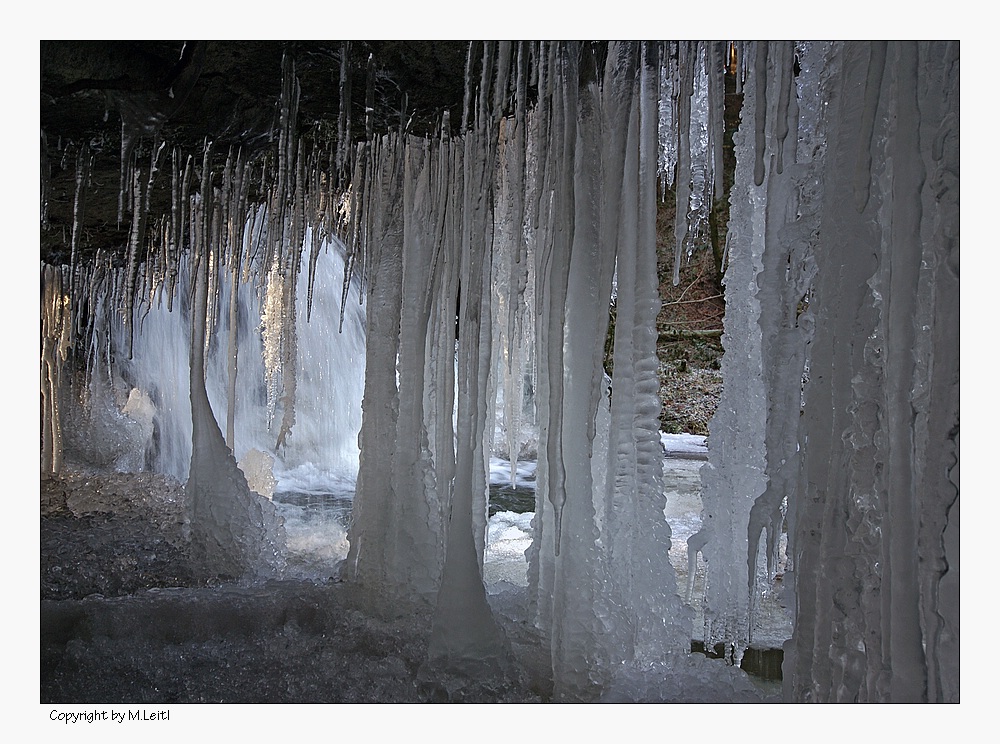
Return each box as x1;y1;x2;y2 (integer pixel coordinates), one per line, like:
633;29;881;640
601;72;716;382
660;361;723;436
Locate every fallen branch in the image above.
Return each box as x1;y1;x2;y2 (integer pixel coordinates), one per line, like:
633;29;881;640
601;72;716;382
659;329;723;340
663;293;724;306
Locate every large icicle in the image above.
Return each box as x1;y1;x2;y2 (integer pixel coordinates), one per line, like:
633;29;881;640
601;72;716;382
605;41;691;666
184;156;286;580
344;134;406;600
696;39;768;665
425;50;513;689
673;42;695;286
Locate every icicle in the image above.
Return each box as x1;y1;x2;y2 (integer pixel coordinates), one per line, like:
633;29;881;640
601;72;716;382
118;119;133;225
40;130;50;226
707;42;726;200
656;44;676;194
493;41;512;120
753;41;768;187
539;43;578;556
853;42;887;213
687;45;712;250
121;138;167;358
337;41;352;179
496;42;533;488
364;53;376;143
69;143;91;284
225;149;249;450
41;265;72;474
673;41;694;286
773;41;794;175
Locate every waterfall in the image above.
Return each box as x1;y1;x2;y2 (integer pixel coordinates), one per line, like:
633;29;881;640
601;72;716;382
63;228;365;493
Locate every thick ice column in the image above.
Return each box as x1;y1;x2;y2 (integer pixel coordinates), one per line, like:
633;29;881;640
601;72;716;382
342;133;444;603
344;135;407;599
424;126;461;546
185;173;285;580
536;44;621;699
427;116;508;673
696;41;768;661
389;135;448;600
525;42;691;700
606;42;691;663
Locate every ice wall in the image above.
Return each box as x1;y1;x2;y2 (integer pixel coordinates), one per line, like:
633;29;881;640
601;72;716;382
697;41;959;702
783;41;960;703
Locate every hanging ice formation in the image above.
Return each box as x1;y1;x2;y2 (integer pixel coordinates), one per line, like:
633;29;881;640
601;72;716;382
658;41;721;286
340;41;696;699
694;41;959;702
40;40;959;701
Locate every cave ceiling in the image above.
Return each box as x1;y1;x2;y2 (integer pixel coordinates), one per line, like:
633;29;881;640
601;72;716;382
40;40;471;265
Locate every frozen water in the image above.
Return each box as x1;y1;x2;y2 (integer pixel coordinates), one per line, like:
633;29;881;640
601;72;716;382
39;40;959;704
